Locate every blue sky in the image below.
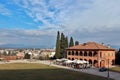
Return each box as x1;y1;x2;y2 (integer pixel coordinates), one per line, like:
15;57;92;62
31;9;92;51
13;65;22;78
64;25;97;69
0;0;120;49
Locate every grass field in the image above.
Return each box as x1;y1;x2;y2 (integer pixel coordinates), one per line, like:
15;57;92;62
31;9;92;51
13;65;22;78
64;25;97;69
110;66;120;73
0;63;110;80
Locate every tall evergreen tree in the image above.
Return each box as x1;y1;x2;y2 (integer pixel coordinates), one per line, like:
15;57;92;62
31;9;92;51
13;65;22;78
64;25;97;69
55;31;61;59
60;33;66;58
69;37;74;47
65;36;68;48
115;48;120;64
75;41;79;45
64;36;68;58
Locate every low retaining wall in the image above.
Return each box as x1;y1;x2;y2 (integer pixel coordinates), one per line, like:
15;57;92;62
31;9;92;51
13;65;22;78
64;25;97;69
4;56;17;60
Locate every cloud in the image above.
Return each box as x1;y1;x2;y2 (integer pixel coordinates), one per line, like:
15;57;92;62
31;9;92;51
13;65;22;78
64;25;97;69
0;29;56;48
1;0;120;48
12;0;80;29
0;29;57;38
71;26;120;48
61;0;120;33
0;4;11;16
14;0;56;26
12;0;120;32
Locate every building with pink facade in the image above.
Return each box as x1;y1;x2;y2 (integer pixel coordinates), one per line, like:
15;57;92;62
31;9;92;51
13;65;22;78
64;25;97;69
66;42;115;68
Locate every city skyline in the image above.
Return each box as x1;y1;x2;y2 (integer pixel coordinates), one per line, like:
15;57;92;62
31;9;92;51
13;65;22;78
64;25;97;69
0;0;120;49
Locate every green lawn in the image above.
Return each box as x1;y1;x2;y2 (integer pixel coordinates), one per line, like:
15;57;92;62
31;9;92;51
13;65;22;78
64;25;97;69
0;63;110;80
110;66;120;73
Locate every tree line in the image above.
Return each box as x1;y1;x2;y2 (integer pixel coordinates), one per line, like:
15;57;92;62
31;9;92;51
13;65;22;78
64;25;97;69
115;48;120;65
55;31;79;59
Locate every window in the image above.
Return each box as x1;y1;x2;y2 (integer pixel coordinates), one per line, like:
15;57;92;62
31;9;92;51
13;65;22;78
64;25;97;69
100;52;102;57
108;53;110;57
84;51;87;56
72;51;74;55
93;51;97;56
68;51;71;55
72;58;74;60
68;58;70;60
104;53;105;57
89;51;92;56
76;51;78;56
80;51;83;56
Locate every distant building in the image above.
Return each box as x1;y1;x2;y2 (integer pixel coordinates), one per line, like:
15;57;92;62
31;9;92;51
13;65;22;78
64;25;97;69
39;49;55;60
66;42;115;68
16;51;24;59
0;49;17;61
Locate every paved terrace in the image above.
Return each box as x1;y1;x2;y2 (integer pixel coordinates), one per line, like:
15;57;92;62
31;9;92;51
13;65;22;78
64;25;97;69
0;60;120;80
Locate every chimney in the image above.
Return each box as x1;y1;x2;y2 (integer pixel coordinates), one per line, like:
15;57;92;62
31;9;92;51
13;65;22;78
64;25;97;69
101;42;104;46
107;44;110;48
83;43;87;46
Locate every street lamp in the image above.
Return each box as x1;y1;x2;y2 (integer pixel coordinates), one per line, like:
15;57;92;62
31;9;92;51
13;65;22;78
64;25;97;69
107;54;110;80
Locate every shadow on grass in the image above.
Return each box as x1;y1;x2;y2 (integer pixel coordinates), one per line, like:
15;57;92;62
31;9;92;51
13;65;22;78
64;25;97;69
0;68;109;80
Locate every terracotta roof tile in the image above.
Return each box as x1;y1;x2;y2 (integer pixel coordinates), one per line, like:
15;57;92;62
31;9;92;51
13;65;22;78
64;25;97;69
67;42;115;50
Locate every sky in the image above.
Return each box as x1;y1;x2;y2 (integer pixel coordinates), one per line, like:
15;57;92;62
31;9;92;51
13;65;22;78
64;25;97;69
0;0;120;49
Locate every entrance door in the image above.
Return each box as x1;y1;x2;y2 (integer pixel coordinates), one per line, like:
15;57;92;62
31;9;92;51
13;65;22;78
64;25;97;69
100;60;105;67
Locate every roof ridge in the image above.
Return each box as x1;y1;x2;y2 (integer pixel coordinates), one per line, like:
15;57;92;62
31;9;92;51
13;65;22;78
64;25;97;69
93;42;100;49
66;42;115;50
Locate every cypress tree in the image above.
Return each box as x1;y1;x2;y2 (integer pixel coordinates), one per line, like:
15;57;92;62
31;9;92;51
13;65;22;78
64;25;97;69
75;41;79;45
64;36;68;58
55;31;61;59
65;36;68;48
69;37;74;47
60;33;66;58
